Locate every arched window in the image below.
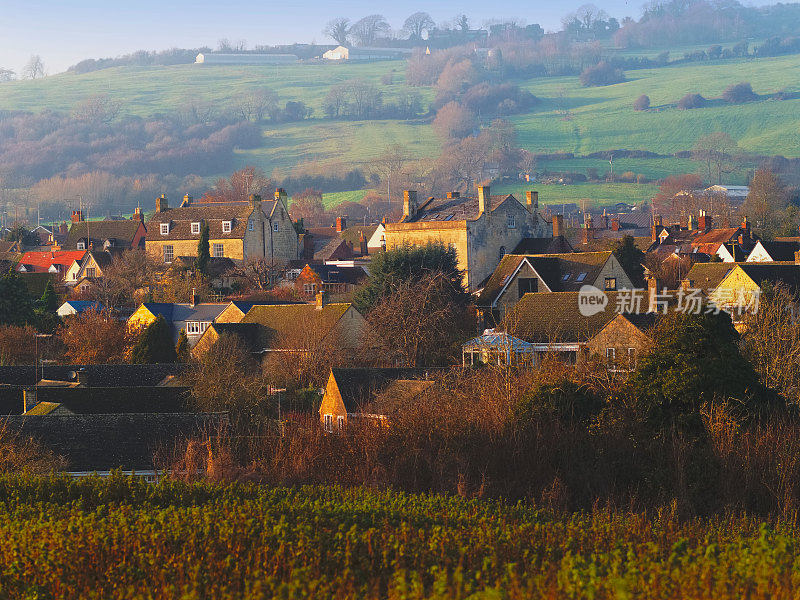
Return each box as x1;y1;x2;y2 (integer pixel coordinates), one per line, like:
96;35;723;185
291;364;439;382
499;246;506;261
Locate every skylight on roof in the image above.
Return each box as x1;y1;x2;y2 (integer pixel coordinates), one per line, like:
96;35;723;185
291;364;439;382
576;272;588;282
562;273;571;281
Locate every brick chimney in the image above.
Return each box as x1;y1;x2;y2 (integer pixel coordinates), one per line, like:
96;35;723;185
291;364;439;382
274;188;288;203
525;190;538;213
336;217;346;233
600;210;609;230
181;194;193;207
647;275;663;312
190;287;197;308
446;191;460;199
132;207;143;222
359;231;368;255
651;214;662;242
687;214;694;231
155;194;168;213
315;290;327;310
741;215;750;239
582;216;594;245
698;210;712;232
71;210;84;223
477;185;490;217
611;217;620;231
552;214;564;237
403;190;418;220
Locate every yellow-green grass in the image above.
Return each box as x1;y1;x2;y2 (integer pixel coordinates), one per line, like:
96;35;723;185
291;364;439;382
319;189;371;209
494;181;660;209
513;53;800;157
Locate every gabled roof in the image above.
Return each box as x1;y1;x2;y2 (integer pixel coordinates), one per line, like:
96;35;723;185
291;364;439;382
400;194;522;223
328;368;432;413
477;251;615;307
139;303;228;324
146;200;275;241
203;323;262;353
240;303;355;349
58;300;102;314
65;220;143;249
509;291;628;344
682;262;737;292
300;263;367;285
16;250;86;273
751;240;800;262
314;238;354;262
729;264;800;292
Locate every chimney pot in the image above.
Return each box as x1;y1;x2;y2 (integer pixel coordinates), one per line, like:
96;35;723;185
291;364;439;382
182;194;193;207
359;231;368;256
70;210;84;224
403;190;418;220
274;188;287;201
446;191;460;199
316;290;327;310
155;195;168;213
525;190;538;213
336;217;346;233
190;287;197;307
611;217;620;231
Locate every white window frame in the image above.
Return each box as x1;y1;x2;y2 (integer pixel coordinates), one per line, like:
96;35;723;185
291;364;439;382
273;222;279;232
212;243;224;258
186;321;200;335
85;267;96;278
200;322;210;333
248;219;254;231
222;221;232;234
604;277;617;291
160;223;170;235
606;348;616;366
507;213;516;229
304;283;317;295
191;222;201;235
627;348;637;370
163;245;173;264
324;414;333;432
77;241;86;250
337;416;345;431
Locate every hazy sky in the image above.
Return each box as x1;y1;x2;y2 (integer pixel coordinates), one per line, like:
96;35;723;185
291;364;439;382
0;0;650;74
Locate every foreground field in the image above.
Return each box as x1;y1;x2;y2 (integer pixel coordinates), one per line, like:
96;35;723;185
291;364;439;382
0;474;798;599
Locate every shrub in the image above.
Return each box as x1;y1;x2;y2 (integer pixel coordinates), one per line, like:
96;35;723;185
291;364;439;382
677;93;707;109
722;82;758;103
633;94;650;110
130;314;176;364
579;61;625;87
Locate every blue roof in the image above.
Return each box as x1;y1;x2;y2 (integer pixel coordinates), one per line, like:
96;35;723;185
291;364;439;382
61;301;102;314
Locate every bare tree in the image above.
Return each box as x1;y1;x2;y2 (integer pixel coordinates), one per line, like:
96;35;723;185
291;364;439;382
432;101;478;141
22;55;44;80
692;132;740;184
180;94;217;125
233;88;278;122
72;94;122;124
403;12;436;40
242;257;282;290
323;18;351;45
0;68;15;82
371;144;411;207
350;15;390;46
742;169;789;235
454;14;470;31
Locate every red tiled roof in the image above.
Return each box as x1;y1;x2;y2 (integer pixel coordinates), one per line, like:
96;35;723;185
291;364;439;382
17;250;85;272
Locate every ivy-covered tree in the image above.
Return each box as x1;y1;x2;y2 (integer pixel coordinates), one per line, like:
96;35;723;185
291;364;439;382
37;280;58;313
354;242;467;313
131;314;176;364
0;273;36;326
196;222;210;275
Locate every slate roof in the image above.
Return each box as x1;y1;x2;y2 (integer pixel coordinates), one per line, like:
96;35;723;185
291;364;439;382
65;220;143;249
28;385;191;414
301;263;367;285
172;256;238;277
512;236;574;254
753;241;800;262
328;368;434;413
733;264;800;292
146;200;276;241
314;238;355;261
58;301;102;315
0;364;188;388
140;303;228;324
3;413;228;471
203;323;263;353
402;194;520;223
477;252;614;306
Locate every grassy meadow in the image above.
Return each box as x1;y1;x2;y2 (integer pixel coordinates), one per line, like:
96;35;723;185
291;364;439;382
2;51;799;209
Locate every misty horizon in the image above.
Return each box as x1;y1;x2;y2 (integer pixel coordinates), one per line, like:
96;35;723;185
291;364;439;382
0;0;783;74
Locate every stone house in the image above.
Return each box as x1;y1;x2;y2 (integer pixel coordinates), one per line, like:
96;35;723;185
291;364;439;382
64;210;147;251
145;190;298;266
127;299;229;346
587;313;655;372
293;263;368;299
383;186;551;292
476;251;635;325
746;240;800;262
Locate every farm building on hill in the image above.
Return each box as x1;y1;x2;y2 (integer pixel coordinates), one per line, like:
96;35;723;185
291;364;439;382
321;46;412;61
195;53;299;65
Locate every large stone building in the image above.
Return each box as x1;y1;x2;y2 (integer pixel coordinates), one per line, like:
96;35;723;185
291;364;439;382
145;190;298;265
383;186;551;292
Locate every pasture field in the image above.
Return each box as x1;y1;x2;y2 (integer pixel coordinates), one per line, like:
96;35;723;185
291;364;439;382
495;181;660;209
0;474;797;599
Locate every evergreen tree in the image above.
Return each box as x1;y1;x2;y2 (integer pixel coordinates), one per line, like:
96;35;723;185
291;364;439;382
612;235;645;287
131;315;177;364
0;272;36;326
37;280;58;313
175;329;190;363
196;222;210;275
354;243;467;313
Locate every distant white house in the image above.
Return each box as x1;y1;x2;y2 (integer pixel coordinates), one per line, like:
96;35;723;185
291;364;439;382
195;53;298;65
704;185;750;203
321;46;413;62
57;301;102;318
367;223;386;252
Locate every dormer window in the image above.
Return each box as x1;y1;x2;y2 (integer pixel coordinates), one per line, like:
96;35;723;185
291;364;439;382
77;241;85;250
191;222;201;235
160;223;170;235
222;221;232;233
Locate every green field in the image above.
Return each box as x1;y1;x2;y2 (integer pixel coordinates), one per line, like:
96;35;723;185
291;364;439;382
0;474;797;599
496;181;660;208
1;52;798;210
